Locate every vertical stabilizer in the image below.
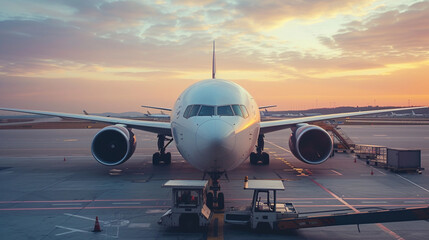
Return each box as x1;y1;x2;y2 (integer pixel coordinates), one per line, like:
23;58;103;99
212;41;216;79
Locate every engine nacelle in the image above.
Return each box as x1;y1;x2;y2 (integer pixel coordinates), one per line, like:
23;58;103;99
91;125;137;166
288;124;333;164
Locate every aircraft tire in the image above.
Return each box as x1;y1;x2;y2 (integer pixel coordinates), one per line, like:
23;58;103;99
262;152;269;165
206;192;214;209
250;152;257;165
152;152;160;165
165;152;171;164
217;192;225;209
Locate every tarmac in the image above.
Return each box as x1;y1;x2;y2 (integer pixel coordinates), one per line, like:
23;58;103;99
0;125;428;240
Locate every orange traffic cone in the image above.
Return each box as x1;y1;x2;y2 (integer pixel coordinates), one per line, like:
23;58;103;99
354;158;356;163
64;157;66;162
93;216;102;232
371;169;374;175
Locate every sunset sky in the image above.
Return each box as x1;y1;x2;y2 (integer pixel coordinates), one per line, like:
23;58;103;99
0;0;428;113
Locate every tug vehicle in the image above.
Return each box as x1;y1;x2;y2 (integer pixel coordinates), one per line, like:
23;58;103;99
225;178;429;231
158;180;212;231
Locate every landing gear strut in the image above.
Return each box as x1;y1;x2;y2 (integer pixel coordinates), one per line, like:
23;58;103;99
250;134;270;165
152;134;173;165
205;172;225;210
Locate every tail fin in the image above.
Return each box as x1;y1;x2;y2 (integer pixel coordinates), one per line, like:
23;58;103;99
212;41;216;79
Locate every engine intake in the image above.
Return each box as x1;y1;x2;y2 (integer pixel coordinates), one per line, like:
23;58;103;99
91;125;136;166
289;124;333;164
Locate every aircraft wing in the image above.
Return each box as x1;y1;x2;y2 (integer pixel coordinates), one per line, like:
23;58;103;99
0;108;171;135
260;106;427;134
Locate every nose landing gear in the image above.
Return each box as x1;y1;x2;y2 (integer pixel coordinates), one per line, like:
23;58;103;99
152;134;173;165
205;172;225;210
250;134;270;165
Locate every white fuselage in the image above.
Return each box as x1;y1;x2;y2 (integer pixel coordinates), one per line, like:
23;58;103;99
171;79;260;173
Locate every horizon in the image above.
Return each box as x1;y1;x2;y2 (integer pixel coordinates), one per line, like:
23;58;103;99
0;0;428;113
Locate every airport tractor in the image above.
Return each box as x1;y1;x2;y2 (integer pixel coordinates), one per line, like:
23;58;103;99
158;180;212;231
225;177;429;231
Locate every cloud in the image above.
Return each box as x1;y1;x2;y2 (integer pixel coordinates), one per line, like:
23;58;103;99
231;0;375;29
326;1;429;61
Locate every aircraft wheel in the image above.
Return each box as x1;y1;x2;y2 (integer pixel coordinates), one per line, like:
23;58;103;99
164;152;171;164
250;152;257;165
152;152;160;165
262;152;269;165
217;192;225;209
206;192;214;209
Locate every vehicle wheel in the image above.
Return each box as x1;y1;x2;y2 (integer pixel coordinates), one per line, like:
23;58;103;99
217;192;225;209
152;152;160;165
206;192;214;209
250;152;257;165
262;152;269;165
165;152;171;164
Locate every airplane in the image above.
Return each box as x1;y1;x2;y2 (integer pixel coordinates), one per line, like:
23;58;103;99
0;42;427;209
391;111;411;117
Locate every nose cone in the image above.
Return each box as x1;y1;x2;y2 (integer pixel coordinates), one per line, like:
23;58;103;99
196;120;236;160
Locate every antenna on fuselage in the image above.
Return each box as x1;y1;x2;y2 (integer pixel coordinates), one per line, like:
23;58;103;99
212;40;216;79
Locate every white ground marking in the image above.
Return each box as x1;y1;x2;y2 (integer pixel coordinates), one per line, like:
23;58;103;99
55;225;91;236
361;201;388;204
396;174;429;193
63;139;78;142
52;203;82;206
64;213;106;223
128;223;151;228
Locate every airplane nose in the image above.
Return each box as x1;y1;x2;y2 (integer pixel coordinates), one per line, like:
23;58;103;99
196;120;236;157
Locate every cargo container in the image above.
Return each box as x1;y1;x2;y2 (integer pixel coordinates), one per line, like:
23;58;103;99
387;148;423;173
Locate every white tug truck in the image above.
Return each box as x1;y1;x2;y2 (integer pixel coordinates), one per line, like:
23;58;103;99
224;178;298;230
224;178;429;231
158;180;212;231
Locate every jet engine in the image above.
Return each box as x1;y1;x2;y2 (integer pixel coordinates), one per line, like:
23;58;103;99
91;125;136;166
288;124;333;164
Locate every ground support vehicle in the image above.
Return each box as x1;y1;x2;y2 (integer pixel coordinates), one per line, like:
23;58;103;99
224;179;298;230
158;180;212;231
225;178;429;231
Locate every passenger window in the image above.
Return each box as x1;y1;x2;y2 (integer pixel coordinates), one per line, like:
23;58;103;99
189;105;201;117
231;105;243;117
217;105;234;116
183;105;193;118
198;105;215;116
241;105;249;118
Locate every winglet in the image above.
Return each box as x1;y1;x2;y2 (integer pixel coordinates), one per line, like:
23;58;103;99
212;40;216;79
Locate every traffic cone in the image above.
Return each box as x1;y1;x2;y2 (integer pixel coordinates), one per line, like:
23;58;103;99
93;216;102;232
371;169;374;175
64;157;66;162
354;158;356;163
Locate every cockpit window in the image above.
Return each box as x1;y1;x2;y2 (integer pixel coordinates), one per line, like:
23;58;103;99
217;105;234;116
189;105;201;117
231;105;243;117
198;105;215;116
183;105;193;118
183;104;249;118
240;105;249;118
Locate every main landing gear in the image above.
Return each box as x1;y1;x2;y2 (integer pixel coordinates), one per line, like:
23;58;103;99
152;134;173;165
250;134;270;165
205;172;225;210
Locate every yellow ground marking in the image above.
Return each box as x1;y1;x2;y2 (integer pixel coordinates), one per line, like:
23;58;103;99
207;212;224;240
